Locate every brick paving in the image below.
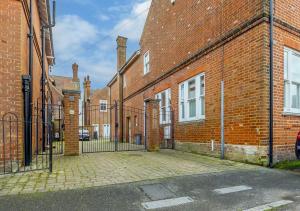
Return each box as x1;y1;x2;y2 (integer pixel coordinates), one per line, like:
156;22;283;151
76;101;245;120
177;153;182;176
0;150;256;196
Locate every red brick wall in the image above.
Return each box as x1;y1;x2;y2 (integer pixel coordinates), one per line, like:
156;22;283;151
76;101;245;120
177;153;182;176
0;0;52;163
110;0;300;163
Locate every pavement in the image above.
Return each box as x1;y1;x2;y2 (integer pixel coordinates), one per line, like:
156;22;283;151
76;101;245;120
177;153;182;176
0;167;300;211
0;150;253;196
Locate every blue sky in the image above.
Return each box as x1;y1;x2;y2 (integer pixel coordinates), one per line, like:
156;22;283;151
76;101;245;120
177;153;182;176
52;0;151;89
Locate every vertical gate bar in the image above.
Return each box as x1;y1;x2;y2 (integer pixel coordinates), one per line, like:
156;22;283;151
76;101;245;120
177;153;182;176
171;109;175;150
36;102;39;168
16;117;19;172
3;118;5;174
59;104;62;154
81;101;84;154
9;117;12;173
49;104;53;172
114;101;118;152
144;102;147;151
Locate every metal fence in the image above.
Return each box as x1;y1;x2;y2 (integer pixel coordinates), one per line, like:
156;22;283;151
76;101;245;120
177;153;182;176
81;101;174;153
81;103;146;153
0;106;52;175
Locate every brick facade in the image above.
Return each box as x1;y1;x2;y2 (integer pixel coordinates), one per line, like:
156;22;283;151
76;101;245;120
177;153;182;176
0;0;54;163
104;0;300;165
63;90;80;156
83;77;111;139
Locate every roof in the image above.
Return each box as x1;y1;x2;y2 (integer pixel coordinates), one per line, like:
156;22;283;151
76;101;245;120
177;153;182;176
50;75;80;94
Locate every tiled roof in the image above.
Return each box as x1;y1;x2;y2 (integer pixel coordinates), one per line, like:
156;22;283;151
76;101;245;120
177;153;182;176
50;75;80;93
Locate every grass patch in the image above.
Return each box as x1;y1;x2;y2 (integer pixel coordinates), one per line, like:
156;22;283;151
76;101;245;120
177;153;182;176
274;160;300;170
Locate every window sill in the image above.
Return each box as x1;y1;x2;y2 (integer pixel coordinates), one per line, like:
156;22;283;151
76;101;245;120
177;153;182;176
282;111;300;117
143;71;150;76
178;119;205;125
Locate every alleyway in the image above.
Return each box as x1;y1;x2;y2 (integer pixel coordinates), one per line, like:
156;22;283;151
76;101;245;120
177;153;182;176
0;150;253;196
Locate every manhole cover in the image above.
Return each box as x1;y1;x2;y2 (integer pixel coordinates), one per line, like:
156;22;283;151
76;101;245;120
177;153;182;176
139;184;176;201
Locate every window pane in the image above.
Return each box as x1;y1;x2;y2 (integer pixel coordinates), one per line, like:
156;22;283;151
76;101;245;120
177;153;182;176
162;107;166;121
290;53;300;83
181;102;185;119
284;81;289;108
188;79;196;99
189;99;196;118
284;50;288;80
200;97;205;115
161;92;166;107
291;83;300;109
200;75;205;96
180;84;184;100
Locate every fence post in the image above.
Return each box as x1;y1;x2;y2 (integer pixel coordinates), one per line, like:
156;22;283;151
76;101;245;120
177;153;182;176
145;99;160;152
63;90;80;156
114;101;118;152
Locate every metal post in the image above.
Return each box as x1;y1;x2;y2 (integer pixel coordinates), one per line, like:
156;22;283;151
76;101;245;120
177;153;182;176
144;101;147;150
114;101;118;151
81;101;84;154
41;28;46;152
49;105;53;173
22;75;32;166
221;81;225;159
269;0;274;168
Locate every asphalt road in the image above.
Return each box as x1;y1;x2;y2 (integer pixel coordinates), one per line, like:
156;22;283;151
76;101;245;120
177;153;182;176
0;168;300;211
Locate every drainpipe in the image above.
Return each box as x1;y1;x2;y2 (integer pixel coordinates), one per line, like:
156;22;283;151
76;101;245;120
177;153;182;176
269;0;274;167
23;0;34;166
41;0;56;151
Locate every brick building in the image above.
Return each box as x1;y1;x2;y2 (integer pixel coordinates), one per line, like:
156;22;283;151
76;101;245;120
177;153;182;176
0;0;55;167
105;0;300;165
49;63;81;140
83;76;110;139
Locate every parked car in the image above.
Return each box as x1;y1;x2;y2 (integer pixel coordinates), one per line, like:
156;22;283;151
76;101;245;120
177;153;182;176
79;129;90;141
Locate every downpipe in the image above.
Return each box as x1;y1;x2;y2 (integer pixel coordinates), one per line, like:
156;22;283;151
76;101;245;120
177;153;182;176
269;0;274;168
24;0;34;166
41;0;56;152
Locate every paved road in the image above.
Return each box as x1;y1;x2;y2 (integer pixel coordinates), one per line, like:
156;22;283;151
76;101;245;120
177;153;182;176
0;167;300;211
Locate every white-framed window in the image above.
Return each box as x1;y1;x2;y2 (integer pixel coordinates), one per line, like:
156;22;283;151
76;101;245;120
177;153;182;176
284;47;300;114
144;51;150;74
179;73;205;122
155;88;171;124
99;100;108;112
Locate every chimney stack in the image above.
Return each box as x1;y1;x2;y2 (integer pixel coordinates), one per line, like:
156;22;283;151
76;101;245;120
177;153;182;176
116;36;128;70
72;63;79;82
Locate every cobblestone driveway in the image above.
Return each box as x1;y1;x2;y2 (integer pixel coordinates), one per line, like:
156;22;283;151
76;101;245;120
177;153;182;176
0;150;256;196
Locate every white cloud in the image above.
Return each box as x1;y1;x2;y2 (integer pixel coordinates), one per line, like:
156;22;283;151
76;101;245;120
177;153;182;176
111;0;151;41
52;0;152;88
54;15;99;61
98;14;110;21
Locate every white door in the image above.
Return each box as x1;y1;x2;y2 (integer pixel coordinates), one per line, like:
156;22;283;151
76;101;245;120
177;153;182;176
103;124;110;138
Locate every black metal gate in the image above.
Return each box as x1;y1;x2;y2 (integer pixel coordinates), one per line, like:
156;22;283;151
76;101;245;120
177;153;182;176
81;101;174;153
0;101;55;175
81;102;147;153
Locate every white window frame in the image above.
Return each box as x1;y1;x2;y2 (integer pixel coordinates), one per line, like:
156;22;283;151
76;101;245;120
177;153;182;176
144;51;150;75
155;88;171;125
179;73;205;122
99;100;108;112
284;47;300;114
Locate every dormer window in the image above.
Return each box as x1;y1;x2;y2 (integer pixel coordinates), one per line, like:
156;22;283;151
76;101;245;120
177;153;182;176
144;51;150;75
